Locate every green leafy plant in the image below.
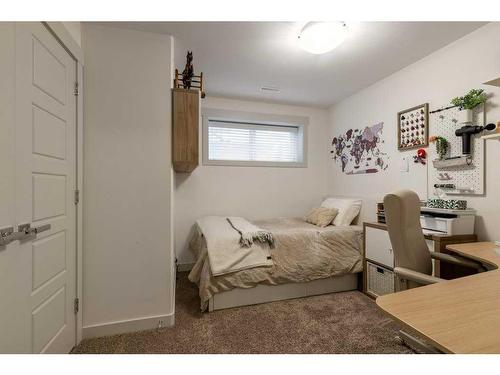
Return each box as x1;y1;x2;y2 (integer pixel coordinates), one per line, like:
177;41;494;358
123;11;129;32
451;89;487;110
429;135;448;160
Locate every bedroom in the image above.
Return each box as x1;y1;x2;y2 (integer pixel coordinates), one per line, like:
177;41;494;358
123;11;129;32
1;0;500;371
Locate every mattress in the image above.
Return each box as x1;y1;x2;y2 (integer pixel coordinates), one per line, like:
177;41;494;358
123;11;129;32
188;217;363;310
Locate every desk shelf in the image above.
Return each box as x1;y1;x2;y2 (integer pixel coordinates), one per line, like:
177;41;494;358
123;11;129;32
432;156;471;169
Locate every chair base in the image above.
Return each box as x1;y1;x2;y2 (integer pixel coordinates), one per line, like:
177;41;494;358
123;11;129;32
397;330;442;354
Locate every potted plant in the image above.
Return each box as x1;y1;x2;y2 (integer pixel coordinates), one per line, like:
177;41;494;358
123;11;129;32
429;135;448;160
451;89;487;124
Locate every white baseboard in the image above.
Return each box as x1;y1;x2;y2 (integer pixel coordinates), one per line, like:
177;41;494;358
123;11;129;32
177;262;194;272
82;312;175;339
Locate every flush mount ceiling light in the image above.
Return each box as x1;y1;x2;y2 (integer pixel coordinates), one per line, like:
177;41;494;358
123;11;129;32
298;22;348;54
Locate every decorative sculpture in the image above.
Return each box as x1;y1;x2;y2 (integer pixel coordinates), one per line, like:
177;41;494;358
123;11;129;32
182;51;194;89
174;51;205;98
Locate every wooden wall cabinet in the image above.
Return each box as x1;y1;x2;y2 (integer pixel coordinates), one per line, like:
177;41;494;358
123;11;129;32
172;88;200;173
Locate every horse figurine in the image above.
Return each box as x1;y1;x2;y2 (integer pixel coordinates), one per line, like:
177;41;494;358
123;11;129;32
182;51;194;89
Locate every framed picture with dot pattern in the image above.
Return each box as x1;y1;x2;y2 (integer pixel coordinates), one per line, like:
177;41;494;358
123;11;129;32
397;103;429;151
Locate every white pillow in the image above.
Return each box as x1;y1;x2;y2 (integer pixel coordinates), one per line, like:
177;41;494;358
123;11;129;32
320;197;362;226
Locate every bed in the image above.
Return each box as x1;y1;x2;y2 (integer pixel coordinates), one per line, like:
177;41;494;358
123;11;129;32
188;216;363;311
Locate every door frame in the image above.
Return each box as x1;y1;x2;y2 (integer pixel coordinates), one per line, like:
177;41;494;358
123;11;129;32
43;22;85;346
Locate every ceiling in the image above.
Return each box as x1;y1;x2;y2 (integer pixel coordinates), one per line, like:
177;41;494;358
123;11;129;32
98;22;485;108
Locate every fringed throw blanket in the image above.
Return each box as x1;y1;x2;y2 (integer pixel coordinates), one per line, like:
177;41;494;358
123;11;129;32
226;217;275;248
195;216;273;276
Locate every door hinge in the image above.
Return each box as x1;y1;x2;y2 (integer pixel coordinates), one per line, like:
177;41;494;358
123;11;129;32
74;82;79;96
74;189;80;205
74;298;79;314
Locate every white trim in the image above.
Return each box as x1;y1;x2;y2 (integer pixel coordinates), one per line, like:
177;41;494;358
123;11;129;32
43;22;84;64
208;273;359;311
75;61;84;346
202;108;309;168
169;35;177;337
42;21;85;347
82;312;175;339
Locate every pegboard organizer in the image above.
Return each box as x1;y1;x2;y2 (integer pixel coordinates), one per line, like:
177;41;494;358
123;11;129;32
429;105;485;196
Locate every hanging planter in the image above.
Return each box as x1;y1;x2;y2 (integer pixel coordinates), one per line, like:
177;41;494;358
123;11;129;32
457;108;473;125
429;135;448;160
451;89;487;125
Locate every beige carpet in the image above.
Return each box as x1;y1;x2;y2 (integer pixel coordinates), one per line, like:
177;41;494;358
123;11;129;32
72;272;413;354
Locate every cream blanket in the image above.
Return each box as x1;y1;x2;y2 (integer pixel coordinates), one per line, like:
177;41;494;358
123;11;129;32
196;216;273;276
189;217;363;310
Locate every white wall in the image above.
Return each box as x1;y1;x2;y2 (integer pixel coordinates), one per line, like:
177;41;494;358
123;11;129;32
82;24;175;333
328;22;500;241
175;97;329;264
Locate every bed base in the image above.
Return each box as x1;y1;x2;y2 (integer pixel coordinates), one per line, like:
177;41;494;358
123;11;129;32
208;273;359;312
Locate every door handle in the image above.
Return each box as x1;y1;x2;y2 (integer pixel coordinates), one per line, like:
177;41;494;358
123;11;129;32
0;223;51;246
1;226;15;246
0;226;33;246
18;223;51;241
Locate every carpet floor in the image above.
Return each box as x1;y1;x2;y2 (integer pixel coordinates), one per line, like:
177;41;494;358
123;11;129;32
72;272;413;354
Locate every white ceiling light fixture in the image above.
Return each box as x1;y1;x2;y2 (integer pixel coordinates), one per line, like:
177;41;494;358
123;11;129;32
298;22;348;54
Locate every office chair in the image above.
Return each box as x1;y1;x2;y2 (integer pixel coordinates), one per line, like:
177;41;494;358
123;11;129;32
383;190;483;353
383;189;482;291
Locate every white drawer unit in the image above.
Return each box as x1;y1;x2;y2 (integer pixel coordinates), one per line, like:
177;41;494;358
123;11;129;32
420;207;476;235
420;216;449;233
366;262;394;297
365;226;394;268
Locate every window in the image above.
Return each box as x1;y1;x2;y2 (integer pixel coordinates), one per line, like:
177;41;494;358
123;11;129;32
203;109;307;167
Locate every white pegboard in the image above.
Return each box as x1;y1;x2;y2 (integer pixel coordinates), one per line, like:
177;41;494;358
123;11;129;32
429;105;485;196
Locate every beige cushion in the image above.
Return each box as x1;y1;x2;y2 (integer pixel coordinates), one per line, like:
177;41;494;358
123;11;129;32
304;207;339;227
320;197;362;226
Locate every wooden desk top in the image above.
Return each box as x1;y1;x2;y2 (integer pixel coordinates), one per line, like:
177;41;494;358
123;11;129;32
376;242;500;353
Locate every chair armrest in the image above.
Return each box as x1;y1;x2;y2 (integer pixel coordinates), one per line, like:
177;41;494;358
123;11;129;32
394;267;445;286
431;252;484;270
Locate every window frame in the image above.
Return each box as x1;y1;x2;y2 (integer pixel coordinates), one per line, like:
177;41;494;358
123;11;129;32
202;108;308;168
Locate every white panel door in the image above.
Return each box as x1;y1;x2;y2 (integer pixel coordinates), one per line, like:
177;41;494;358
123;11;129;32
0;22;77;353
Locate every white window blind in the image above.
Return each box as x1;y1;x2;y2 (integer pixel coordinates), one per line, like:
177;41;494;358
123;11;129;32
207;120;303;164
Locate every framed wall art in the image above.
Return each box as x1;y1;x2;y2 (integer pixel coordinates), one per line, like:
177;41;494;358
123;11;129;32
330;122;389;175
397;103;429;150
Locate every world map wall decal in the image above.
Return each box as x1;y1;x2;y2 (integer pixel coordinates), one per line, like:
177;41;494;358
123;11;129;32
330;122;389;175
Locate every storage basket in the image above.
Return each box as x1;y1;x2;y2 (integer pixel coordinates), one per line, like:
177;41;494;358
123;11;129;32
367;262;394;297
